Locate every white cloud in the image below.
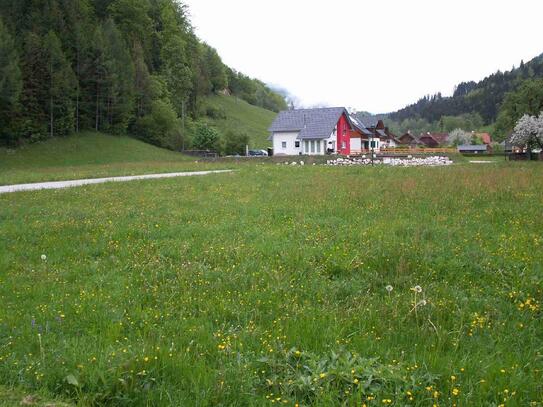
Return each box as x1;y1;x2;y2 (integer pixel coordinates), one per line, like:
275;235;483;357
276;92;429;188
183;0;543;113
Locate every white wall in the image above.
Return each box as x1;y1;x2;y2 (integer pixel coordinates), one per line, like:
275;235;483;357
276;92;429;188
272;132;301;155
369;137;381;152
351;137;362;152
271;129;338;156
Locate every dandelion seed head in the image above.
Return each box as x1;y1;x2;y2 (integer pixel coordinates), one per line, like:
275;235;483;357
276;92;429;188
385;285;393;292
41;254;47;261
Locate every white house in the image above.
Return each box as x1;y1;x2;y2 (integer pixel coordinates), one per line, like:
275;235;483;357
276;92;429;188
268;107;355;156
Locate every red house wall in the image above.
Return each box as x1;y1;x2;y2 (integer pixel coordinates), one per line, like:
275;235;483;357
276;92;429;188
336;114;351;155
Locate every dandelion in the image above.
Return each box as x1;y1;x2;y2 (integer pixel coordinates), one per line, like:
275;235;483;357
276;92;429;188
452;388;460;396
385;285;393;293
412;285;422;293
40;254;47;261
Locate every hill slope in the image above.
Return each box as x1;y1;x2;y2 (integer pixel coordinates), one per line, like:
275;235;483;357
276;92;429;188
203;95;277;149
388;52;543;130
0;132;222;185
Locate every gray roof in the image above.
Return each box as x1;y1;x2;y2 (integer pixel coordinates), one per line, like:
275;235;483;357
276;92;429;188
354;113;380;128
457;144;488;151
349;115;373;136
268;107;350;139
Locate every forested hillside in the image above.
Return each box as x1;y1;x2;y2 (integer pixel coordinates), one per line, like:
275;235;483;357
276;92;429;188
0;0;286;150
387;53;543;140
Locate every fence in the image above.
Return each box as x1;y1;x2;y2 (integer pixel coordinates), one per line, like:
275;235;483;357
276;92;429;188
507;152;543;161
350;147;457;156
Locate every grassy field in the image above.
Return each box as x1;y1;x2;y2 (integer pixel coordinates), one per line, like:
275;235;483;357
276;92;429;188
1;161;542;406
203;95;277;148
0;132;226;186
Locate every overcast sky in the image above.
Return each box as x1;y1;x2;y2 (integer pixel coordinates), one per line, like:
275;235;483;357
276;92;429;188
183;0;543;113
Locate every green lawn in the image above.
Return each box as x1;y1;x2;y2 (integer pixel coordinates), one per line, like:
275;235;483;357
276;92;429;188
203;95;276;149
0;162;542;406
0;132;225;186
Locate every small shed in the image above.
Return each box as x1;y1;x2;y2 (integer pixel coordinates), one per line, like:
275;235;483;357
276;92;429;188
457;144;490;154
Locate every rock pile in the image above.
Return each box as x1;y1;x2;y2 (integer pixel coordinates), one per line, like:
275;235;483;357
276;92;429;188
326;156;453;167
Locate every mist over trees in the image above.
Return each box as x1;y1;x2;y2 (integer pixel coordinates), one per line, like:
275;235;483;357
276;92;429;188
0;0;286;148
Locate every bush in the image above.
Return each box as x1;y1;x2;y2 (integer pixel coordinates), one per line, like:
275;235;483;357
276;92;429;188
224;131;249;155
205;105;227;120
192;122;223;153
135;100;182;150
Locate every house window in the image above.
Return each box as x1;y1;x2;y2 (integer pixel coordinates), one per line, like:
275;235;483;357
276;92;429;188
316;140;321;153
304;140;309;153
370;141;376;148
295;141;300;148
310;140;315;153
282;141;287;149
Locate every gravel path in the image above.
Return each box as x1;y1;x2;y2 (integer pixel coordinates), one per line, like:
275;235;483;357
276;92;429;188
0;170;234;194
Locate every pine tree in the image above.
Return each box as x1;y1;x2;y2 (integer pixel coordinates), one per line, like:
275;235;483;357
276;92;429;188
44;30;77;138
101;18;135;133
18;32;49;142
0;18;22;144
155;0;193;116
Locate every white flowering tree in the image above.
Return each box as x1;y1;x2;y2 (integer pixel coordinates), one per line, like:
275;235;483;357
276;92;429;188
510;113;543;151
448;128;472;146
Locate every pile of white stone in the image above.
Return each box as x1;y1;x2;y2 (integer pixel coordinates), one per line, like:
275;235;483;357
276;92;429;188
278;161;309;166
326;156;453;167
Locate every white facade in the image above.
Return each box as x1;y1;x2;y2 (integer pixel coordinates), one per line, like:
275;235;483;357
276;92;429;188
369;137;381;152
271;129;337;156
350;137;362;154
272;131;301;155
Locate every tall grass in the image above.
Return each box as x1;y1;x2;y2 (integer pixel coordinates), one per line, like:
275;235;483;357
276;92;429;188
0;163;541;405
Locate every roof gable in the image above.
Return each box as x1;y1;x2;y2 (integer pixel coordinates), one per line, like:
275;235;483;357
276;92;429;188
269;107;349;139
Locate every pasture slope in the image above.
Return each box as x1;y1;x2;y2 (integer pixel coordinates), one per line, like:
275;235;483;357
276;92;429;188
0;133;227;186
203;94;277;149
0;136;541;406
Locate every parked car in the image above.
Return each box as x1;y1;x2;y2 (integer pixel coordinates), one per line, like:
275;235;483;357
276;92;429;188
248;149;268;156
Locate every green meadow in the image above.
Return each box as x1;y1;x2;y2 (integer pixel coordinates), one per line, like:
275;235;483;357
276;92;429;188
0;133;226;186
0;157;542;405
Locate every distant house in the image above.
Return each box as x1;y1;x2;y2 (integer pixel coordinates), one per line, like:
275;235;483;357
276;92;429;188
457;144;491;154
418;133;439;148
429;133;449;145
475;132;492;145
268;107;354;155
349;115;373;153
398;131;421;147
382;127;401;148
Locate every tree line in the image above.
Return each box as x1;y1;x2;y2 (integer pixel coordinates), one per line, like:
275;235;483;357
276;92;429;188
387;53;543;141
0;0;286;149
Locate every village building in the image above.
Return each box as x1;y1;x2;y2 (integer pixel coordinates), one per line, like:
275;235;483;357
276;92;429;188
457;144;491;154
269;108;401;156
398;131;422;147
268;107;354;156
349;115;373;154
475;132;492;145
418;133;439;147
429;133;450;145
